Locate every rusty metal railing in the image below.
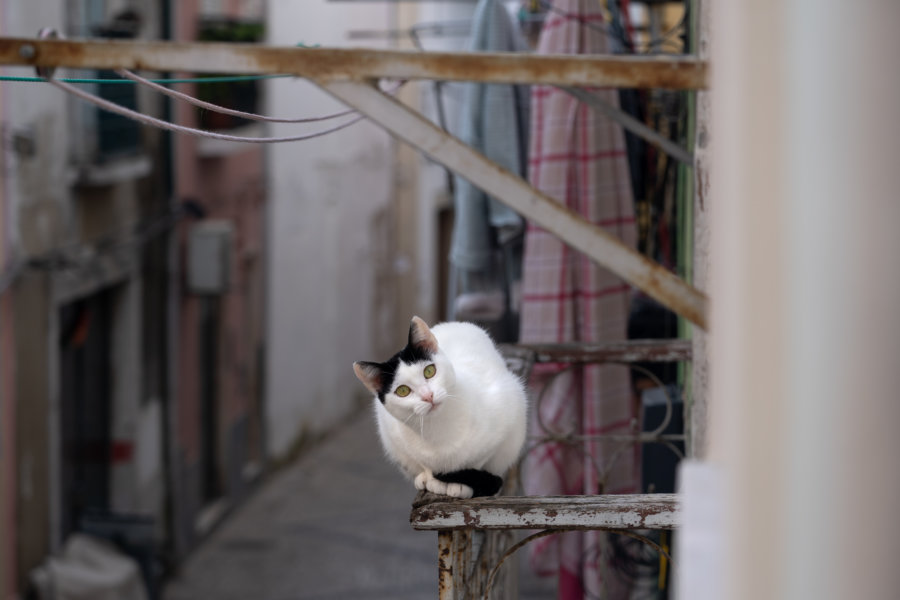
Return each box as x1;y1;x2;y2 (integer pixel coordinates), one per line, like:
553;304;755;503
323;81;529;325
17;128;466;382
410;339;690;599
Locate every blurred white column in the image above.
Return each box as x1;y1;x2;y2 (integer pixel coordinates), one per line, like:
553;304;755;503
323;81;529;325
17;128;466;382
707;1;900;599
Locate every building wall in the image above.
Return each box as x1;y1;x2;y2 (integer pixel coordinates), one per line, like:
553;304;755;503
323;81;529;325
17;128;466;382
0;5;14;596
11;274;51;592
264;1;483;460
0;284;14;600
3;4;68;590
0;1;170;593
0;286;14;597
169;0;267;558
264;1;408;460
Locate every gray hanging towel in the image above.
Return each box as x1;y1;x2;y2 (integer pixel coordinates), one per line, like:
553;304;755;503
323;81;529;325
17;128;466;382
449;0;530;272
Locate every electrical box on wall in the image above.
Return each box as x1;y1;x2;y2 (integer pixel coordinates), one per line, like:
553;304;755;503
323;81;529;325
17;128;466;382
187;220;233;294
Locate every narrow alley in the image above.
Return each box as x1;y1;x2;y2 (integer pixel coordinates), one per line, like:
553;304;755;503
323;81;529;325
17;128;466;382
162;410;554;600
161;413;438;600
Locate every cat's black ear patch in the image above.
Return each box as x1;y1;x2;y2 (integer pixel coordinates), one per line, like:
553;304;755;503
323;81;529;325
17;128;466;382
408;316;439;354
353;361;384;396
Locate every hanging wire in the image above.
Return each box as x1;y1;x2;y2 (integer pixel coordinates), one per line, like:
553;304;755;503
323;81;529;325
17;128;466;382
28;26;381;144
115;69;357;124
0;73;288;85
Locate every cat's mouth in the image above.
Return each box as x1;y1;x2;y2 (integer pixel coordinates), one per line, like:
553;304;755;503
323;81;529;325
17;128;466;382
414;400;440;416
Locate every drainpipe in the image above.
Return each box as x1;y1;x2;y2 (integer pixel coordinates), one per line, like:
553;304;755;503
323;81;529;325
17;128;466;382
159;0;182;564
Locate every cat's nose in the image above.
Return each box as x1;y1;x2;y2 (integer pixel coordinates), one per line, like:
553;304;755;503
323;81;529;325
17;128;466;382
421;390;434;404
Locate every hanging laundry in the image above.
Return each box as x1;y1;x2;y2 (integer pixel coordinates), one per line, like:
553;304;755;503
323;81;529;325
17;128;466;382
448;0;530;342
519;1;639;598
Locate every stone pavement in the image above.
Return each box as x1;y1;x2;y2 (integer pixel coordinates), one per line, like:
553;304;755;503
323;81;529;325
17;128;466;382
162;412;555;600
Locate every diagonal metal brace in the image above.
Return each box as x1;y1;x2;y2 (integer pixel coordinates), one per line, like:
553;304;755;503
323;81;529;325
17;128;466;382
316;79;708;329
561;86;694;166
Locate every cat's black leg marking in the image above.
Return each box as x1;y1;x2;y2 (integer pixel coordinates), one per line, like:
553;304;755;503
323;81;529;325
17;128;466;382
434;469;503;497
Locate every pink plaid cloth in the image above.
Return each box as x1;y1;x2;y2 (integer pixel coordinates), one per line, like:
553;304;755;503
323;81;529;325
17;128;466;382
519;1;639;597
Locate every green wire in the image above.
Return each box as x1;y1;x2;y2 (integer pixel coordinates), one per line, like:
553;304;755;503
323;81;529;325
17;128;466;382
0;73;291;84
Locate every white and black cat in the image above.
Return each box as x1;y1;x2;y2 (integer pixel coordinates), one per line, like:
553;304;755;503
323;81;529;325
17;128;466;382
353;316;527;498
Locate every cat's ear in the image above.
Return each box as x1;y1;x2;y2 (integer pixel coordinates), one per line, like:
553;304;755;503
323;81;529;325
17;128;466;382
408;316;439;354
353;361;384;396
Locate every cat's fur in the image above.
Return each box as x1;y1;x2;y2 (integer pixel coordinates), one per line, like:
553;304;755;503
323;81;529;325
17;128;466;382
353;316;527;498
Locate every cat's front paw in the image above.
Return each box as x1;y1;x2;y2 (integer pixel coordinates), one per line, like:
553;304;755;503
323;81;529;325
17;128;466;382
414;470;433;490
445;483;474;499
425;477;448;495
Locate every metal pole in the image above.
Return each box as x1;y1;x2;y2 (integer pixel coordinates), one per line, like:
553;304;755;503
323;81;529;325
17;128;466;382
0;37;707;88
437;530;456;600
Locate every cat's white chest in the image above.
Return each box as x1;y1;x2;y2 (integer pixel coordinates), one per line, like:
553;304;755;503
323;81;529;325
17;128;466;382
376;400;475;472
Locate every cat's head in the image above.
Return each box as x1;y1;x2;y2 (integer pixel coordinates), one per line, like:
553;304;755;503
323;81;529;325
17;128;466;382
353;316;456;422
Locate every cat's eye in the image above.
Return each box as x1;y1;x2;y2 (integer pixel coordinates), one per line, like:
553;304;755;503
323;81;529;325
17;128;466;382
395;385;411;397
424;364;436;379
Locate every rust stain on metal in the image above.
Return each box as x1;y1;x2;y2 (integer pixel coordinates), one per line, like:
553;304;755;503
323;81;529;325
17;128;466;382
631;258;707;329
251;47;707;88
462;510;482;528
437;531;455;599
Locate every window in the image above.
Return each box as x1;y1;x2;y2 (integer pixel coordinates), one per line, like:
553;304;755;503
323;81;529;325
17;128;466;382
195;18;265;130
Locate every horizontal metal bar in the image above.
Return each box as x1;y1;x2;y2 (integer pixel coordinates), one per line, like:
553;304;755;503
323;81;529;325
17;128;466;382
317;80;708;328
411;493;680;531
0;37;707;88
501;339;692;365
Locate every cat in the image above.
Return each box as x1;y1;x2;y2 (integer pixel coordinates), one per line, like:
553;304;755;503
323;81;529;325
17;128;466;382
353;316;527;498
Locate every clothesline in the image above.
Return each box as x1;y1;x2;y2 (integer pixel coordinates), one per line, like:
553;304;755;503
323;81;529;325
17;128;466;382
29;23;404;146
49;75;370;144
114;68;358;124
0;73;287;84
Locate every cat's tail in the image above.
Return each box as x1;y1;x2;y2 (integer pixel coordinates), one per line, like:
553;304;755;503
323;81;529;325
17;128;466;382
434;469;503;498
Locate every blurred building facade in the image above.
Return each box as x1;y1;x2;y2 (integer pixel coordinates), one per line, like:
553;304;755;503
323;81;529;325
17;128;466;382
0;0;269;595
0;0;447;595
